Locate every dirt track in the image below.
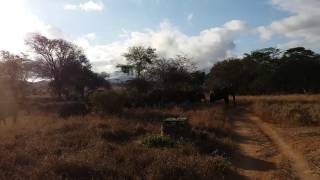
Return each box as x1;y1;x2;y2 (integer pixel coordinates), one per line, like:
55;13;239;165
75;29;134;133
231;108;318;180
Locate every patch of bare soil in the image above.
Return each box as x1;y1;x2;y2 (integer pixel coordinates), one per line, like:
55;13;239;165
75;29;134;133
249;115;318;180
272;126;320;178
231;110;281;180
230;108;318;180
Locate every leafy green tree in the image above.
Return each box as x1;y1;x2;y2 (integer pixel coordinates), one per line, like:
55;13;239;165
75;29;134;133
121;46;157;79
243;48;281;93
276;47;320;93
207;58;250;93
207;47;320;94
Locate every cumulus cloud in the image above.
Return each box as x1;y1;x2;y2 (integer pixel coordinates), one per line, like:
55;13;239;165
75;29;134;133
0;0;247;73
77;20;248;72
64;1;104;12
258;0;320;48
0;0;66;53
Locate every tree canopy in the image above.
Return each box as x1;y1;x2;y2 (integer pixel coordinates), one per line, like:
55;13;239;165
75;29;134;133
207;47;320;94
26;33;109;100
120;46;157;79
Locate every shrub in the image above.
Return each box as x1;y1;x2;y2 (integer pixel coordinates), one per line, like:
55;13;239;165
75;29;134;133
58;102;89;119
90;90;127;115
142;134;175;148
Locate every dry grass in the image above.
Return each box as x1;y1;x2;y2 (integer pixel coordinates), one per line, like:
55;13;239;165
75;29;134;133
238;94;320;103
0;106;237;180
238;95;320;127
187;106;233;137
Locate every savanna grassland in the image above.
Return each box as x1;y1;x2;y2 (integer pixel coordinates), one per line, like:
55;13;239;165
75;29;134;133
238;94;320;126
0;103;240;180
1;38;320;179
1;95;320;180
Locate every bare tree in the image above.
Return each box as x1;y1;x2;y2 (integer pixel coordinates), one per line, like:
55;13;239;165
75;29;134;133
26;33;91;98
148;55;196;91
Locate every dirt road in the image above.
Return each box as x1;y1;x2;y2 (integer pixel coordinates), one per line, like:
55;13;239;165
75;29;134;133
230;108;318;180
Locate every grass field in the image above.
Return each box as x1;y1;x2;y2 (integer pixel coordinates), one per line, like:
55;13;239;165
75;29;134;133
1;95;320;179
238;95;320;126
0;106;238;180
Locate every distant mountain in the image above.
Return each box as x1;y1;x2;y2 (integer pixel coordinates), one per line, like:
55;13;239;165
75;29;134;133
107;71;134;84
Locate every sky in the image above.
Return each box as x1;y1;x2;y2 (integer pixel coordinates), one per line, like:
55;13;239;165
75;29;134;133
0;0;319;73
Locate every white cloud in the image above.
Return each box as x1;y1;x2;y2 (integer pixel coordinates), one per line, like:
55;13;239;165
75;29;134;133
0;0;247;73
85;33;96;40
0;0;66;54
77;20;248;72
64;4;78;11
258;0;320;48
80;1;104;11
64;1;104;12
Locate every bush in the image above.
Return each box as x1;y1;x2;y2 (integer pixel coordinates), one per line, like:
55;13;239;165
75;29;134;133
142;134;175;148
58;102;89;119
90;90;127;115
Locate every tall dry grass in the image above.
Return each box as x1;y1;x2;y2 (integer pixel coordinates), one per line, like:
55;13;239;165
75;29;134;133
239;95;320;126
238;94;320;103
0;106;237;180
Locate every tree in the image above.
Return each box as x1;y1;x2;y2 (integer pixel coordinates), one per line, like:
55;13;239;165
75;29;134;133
148;55;197;91
207;47;320;94
0;51;31;102
276;47;320;93
245;47;281;63
121;46;157;79
74;70;111;100
242;48;281;93
207;58;248;93
26;33;91;98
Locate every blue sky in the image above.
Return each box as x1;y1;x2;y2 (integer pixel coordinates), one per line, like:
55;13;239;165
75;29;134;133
0;0;319;72
31;0;289;50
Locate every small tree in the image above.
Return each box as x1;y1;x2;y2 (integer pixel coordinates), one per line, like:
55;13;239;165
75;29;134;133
148;55;197;91
75;70;111;100
121;46;157;79
0;51;31;102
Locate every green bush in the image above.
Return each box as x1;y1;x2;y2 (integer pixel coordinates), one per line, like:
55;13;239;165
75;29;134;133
90;90;127;115
142;134;175;148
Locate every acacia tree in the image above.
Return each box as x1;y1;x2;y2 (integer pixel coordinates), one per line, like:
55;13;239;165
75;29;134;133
148;55;199;91
26;33;92;98
121;46;157;79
